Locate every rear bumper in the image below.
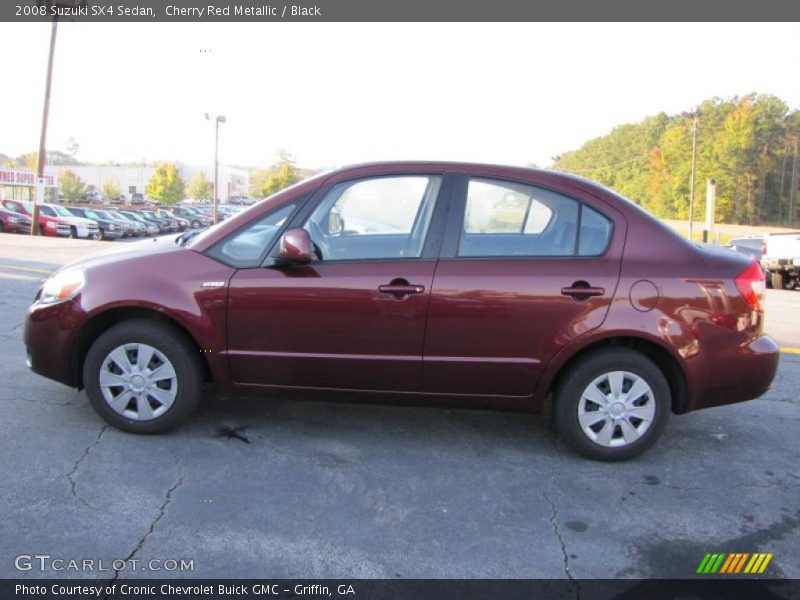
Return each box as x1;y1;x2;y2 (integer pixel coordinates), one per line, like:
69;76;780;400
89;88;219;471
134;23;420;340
682;334;780;413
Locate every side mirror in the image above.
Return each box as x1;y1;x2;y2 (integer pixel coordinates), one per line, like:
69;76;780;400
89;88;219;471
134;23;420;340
277;228;313;265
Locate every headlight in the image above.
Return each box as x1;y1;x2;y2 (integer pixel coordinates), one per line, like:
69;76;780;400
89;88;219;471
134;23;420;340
109;224;117;230
9;216;19;223
39;269;86;304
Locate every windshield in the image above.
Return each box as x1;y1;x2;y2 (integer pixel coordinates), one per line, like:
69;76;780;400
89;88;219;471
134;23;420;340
95;210;112;219
52;205;73;217
84;210;100;219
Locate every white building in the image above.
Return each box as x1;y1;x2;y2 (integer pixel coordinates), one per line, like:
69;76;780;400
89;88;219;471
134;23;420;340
56;163;250;201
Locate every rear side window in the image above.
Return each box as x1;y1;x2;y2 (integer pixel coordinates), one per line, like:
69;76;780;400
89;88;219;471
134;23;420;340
458;178;612;258
578;205;613;256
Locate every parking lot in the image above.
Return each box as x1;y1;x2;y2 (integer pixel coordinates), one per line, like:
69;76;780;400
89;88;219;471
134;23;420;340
0;234;798;581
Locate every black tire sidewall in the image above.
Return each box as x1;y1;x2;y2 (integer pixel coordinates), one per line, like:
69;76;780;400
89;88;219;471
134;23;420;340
554;349;671;461
83;319;202;433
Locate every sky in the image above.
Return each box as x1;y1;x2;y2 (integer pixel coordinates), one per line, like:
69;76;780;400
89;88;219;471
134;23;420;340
1;22;799;171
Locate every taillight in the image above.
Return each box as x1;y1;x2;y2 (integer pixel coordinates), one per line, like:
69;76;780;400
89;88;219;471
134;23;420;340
761;240;767;256
735;261;765;312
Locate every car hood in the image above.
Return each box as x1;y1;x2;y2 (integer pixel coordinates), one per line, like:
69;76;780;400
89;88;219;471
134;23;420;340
58;233;187;272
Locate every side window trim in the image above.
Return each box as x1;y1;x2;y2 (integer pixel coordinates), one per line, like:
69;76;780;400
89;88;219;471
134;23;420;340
279;172;455;263
440;174;614;260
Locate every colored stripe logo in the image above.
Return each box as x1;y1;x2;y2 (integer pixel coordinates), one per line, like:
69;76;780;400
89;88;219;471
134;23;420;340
696;552;773;574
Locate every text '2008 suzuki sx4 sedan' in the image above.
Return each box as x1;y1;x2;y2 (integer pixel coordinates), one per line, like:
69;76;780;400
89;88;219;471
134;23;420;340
25;162;779;460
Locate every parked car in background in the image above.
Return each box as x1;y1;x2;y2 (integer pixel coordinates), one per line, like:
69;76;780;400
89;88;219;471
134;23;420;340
0;204;33;234
23;162;778;461
130;193;145;206
118;210;160;236
229;195;256;205
39;203;100;239
152;208;187;231
105;210;146;237
64;206;122;240
724;236;764;263
1;199;71;237
83;190;107;205
762;231;800;290
172;205;212;229
139;209;178;233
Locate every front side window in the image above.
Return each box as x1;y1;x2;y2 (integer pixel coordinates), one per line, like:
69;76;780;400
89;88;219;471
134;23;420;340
458;178;611;258
303;175;441;261
206;203;298;268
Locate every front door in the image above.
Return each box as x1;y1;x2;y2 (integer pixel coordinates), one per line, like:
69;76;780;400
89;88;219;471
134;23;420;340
227;174;448;392
422;175;624;397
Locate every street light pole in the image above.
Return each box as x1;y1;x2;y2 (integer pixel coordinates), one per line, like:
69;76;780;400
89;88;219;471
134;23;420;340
31;16;59;236
205;113;226;225
687;112;699;242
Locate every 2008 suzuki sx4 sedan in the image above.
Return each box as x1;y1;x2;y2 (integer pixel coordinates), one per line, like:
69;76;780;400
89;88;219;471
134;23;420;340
24;162;779;460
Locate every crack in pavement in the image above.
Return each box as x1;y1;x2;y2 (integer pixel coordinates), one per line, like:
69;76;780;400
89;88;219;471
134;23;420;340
65;425;108;510
542;423;581;599
542;489;581;599
104;462;184;597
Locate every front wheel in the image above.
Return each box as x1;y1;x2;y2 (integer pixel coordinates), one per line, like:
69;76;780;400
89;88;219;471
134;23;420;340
83;319;203;433
553;349;670;461
69;226;78;239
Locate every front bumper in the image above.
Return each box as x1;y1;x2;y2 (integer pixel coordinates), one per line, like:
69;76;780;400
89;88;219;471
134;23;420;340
24;297;88;388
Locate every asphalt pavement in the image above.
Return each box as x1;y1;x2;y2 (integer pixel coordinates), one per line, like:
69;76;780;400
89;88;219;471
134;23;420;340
0;234;798;581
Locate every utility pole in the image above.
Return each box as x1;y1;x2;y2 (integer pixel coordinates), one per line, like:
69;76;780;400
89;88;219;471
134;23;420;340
31;16;59;235
790;135;798;225
205;113;226;225
687;112;700;241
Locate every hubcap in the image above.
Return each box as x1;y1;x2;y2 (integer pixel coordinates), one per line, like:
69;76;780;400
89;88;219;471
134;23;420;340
98;343;178;421
577;370;655;447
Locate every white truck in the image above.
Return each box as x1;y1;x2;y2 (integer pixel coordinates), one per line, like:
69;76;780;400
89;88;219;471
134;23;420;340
762;231;800;290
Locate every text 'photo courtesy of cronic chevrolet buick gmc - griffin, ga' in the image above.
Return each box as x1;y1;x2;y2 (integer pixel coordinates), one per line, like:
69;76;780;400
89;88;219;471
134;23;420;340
23;162;779;460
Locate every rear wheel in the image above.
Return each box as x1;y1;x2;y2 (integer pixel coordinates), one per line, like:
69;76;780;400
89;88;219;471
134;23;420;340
771;271;787;290
554;349;670;461
83;319;203;433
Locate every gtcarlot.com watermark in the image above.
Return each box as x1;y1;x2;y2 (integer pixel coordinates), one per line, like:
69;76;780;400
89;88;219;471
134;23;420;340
14;554;194;573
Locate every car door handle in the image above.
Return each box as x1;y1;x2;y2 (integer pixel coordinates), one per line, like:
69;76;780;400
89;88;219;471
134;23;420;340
561;284;605;299
378;284;425;295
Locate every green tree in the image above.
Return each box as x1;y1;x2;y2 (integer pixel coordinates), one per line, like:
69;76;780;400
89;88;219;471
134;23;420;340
59;169;86;203
553;94;796;225
250;150;302;198
145;163;186;205
186;171;213;201
101;179;121;201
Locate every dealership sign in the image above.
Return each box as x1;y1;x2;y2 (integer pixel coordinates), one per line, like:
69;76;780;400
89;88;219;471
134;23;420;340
0;168;58;188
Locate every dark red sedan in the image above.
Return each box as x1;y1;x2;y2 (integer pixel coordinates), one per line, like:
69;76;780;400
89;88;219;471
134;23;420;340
24;162;779;460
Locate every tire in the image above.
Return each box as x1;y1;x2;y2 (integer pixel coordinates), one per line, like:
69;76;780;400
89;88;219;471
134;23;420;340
553;348;670;461
69;226;78;239
0;221;4;233
83;319;203;433
771;271;786;290
191;219;200;229
39;225;45;236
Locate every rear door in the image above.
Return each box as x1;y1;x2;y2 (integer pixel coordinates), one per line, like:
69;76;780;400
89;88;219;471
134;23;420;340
422;174;625;397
